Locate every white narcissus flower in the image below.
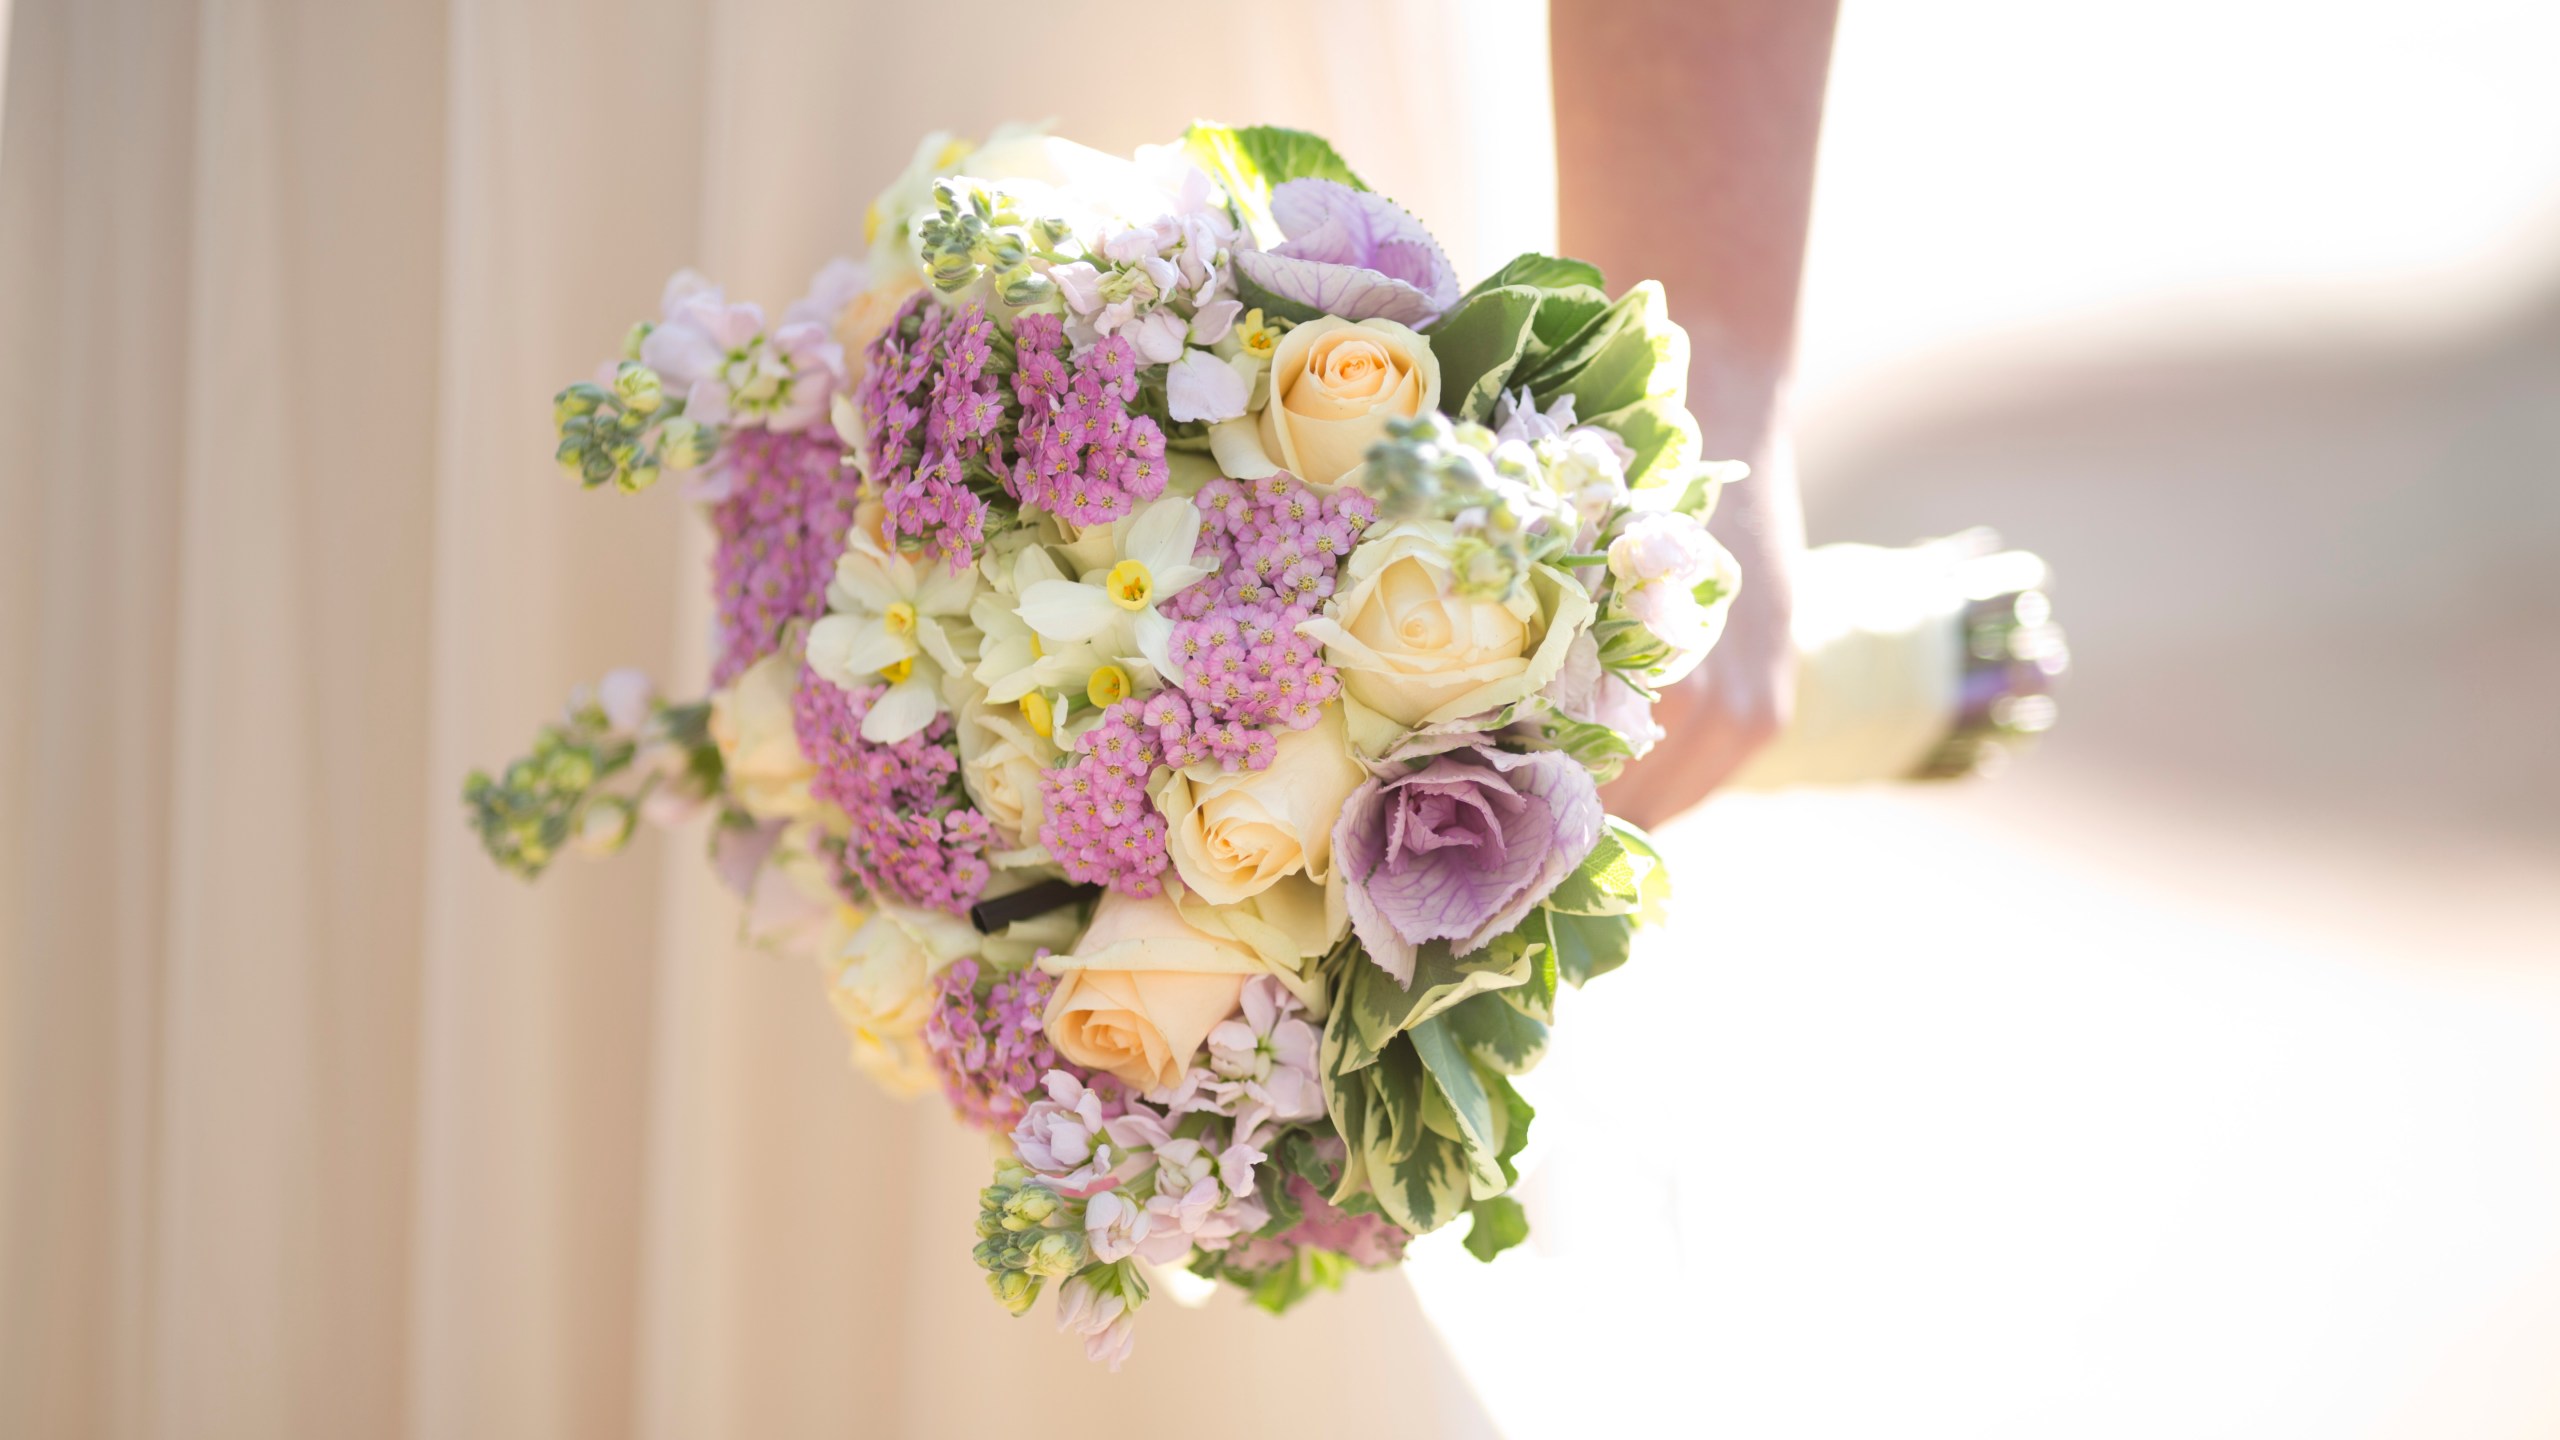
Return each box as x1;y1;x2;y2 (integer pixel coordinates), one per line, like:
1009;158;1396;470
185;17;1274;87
971;543;1104;704
1013;497;1212;692
806;529;979;744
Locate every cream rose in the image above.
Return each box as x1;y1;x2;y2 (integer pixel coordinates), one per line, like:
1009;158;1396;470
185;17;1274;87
1299;520;1598;737
1213;317;1439;488
1152;706;1363;906
1039;892;1262;1092
955;699;1058;854
708;650;816;822
827;901;979;1096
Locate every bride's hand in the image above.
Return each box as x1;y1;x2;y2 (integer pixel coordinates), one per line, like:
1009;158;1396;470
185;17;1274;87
1603;471;1800;829
1555;0;1834;830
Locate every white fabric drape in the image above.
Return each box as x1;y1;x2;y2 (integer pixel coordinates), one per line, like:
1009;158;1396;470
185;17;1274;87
0;1;1546;1434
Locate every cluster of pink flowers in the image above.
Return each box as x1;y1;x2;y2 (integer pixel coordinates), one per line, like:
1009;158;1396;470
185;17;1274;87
1037;701;1172;896
1158;473;1374;742
706;427;862;685
1005;316;1170;527
859;295;1003;572
791;669;991;914
1010;1072;1270;1265
924;957;1084;1129
1037;476;1380;894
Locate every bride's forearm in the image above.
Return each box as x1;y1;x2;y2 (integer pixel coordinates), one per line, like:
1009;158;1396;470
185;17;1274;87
1551;0;1836;459
1554;0;1837;821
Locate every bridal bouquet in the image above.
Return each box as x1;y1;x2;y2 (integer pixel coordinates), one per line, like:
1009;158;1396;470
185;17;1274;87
467;124;1742;1368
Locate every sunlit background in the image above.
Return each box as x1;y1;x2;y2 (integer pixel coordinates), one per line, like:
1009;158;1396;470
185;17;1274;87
1411;2;2560;1435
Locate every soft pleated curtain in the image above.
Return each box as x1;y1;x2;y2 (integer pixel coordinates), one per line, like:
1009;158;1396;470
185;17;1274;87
0;1;1547;1434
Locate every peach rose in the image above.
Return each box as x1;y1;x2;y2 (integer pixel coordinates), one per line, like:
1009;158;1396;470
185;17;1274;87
1212;317;1439;488
1153;706;1363;906
1039;892;1263;1092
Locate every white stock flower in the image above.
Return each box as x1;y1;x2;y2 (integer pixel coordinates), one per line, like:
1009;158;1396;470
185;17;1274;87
1606;511;1739;682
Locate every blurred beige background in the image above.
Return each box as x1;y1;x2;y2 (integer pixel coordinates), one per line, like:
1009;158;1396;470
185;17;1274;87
3;1;2555;1438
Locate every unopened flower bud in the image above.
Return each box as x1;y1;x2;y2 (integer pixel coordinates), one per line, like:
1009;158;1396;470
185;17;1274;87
613;362;664;414
656;417;715;470
621;321;653;362
555;383;608;424
998;268;1053;309
1001;1187;1060;1229
1021;1229;1087;1278
573;798;634;856
989;1269;1042;1316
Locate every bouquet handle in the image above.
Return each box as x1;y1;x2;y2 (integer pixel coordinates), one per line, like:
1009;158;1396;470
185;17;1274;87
1727;530;2068;789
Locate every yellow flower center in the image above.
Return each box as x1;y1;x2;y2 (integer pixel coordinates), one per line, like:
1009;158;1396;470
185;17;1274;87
934;138;977;169
863;200;883;245
882;601;917;637
1086;664;1132;708
1239;309;1280;357
1021;692;1054;738
1105;559;1154;611
879;656;914;685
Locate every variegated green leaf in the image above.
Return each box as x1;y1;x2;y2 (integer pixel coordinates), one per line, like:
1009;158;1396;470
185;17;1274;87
1410;1015;1507;1196
1446;988;1551;1075
1426;284;1544;423
1335;935;1537;1073
1544;831;1640;916
1366;1123;1471;1235
1547;909;1636;987
1465;252;1606;298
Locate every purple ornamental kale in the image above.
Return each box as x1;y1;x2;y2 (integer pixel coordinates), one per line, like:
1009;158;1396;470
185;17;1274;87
1233;179;1461;327
1334;738;1604;986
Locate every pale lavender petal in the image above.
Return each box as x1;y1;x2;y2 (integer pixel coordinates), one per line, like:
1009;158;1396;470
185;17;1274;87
782;256;867;328
1127;309;1189;365
1454;751;1602;954
1245;179;1460;324
1052;261;1106;316
1166;347;1249;423
1188;298;1242;346
1334;740;1605;985
639;322;722;390
701;299;766;352
1234;249;1441;326
683;376;733;427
